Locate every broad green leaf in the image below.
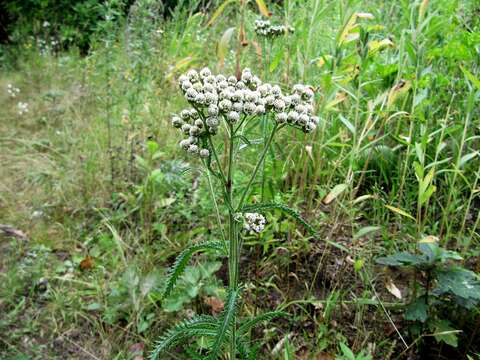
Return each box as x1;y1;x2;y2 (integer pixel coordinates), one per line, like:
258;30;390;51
376;252;424;266
434;267;480;304
339;342;356;360
339;114;356;135
431;319;460;347
419;185;435;206
405;297;428;322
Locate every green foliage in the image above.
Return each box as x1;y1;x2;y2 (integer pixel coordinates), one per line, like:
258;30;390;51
241;202;316;235
149;315;218;360
208;288;240;359
376;240;480;347
162;261;224;312
162;241;225;300
238;311;288;334
336;342;373;360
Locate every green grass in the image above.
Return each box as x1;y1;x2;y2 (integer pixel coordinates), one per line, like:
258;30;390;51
1;0;480;358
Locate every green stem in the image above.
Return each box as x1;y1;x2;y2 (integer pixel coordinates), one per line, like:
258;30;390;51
237;124;279;211
226;122;238;360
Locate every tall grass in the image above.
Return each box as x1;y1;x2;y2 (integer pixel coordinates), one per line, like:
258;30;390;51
0;0;479;358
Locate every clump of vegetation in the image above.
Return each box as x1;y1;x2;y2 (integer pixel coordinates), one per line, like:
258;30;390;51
1;0;480;359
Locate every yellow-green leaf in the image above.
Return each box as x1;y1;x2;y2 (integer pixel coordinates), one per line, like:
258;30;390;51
217;27;235;69
385;205;416;221
323;183;348;204
255;0;271;17
207;0;237;27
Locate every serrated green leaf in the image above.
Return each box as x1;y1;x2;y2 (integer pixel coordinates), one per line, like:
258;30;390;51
434;267;480;304
162;241;225;300
431;319;460;347
405;296;428;322
208;288;240;359
149;315;218;359
239;311;288;334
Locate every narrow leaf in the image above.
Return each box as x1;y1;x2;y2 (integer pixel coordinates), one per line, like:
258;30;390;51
385;205;416;221
353;226;380;240
323;183;348;204
207;0;237;26
255;0;271;17
217;27;235;69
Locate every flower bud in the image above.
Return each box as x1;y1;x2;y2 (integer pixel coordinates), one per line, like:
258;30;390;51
199;148;210;158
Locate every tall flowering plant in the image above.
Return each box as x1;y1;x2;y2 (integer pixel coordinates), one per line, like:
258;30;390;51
150;67;318;359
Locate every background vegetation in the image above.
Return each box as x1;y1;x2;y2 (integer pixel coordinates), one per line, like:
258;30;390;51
0;0;479;359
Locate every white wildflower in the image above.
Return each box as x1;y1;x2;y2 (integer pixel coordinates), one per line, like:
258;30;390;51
244;213;266;233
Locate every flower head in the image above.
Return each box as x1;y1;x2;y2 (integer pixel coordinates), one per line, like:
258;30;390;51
171;67;318;157
244;212;266;233
254;19;294;38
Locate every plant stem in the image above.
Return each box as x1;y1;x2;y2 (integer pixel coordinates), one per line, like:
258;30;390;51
226;123;238;360
237;124;279;211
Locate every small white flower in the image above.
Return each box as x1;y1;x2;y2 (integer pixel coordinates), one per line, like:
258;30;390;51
186;69;199;82
188;144;199;154
199;148;210;158
227;111;240;123
206;116;219;127
207;104;219;116
179;139;190;149
276;112;288;123
273;99;286;112
233;102;244;112
181;123;191;134
293;84;304;93
192;82;204;92
171;116;183;128
244;212;266;233
180;109;191;120
194;93;206;104
200;67;211;79
272;85;282;96
189;125;201;136
298;114;310;126
288;111;299;123
219;99;232;111
17;102;29;115
181;80;193;91
255;105;265;114
243;102;256;115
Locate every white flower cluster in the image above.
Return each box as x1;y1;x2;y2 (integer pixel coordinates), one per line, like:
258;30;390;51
171;67;318;156
244;212;266;233
254;20;294;38
7;84;20;98
17;102;29;115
